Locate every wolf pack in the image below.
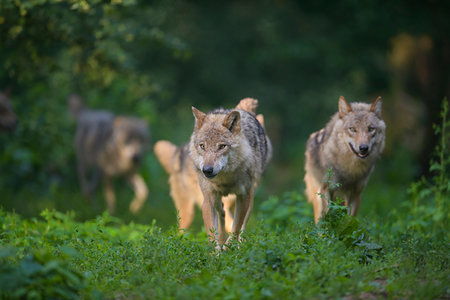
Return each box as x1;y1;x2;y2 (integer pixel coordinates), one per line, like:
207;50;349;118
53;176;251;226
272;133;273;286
1;90;386;250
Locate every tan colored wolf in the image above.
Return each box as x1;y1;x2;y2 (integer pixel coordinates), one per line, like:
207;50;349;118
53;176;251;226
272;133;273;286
0;90;17;132
304;96;386;224
68;95;149;215
189;99;272;248
154;98;265;232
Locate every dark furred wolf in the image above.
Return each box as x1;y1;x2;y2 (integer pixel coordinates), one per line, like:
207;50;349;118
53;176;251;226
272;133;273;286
0;90;17;132
304;96;386;224
154;98;264;232
190;99;272;248
68;95;149;215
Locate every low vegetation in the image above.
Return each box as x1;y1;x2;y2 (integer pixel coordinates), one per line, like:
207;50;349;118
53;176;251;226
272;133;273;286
0;191;447;299
1;100;448;299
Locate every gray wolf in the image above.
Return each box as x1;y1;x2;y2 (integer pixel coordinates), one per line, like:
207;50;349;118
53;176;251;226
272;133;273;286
154;98;265;232
0;90;17;132
68;94;149;214
304;96;386;224
189;98;272;248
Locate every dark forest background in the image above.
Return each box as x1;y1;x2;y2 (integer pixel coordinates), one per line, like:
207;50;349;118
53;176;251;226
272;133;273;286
1;0;449;229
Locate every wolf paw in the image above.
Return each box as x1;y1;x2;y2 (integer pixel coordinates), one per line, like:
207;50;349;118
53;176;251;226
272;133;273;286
129;199;143;214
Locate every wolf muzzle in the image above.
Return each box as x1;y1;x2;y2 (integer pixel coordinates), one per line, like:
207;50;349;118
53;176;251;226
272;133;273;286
202;165;217;179
132;153;142;165
349;143;370;159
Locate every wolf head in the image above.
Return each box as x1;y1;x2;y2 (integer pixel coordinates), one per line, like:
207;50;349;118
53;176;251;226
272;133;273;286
67;94;86;118
338;96;386;159
113;116;149;168
190;107;243;179
0;90;17;132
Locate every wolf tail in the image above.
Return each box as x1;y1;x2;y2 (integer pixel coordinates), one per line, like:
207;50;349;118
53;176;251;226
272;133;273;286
236;97;265;128
154;140;180;174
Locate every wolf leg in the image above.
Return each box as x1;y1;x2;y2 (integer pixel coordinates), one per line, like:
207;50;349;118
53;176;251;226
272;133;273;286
241;192;254;233
315;183;329;224
222;194;236;233
202;193;226;247
129;173;148;214
88;169;101;195
308;180;327;225
77;158;90;197
228;189;253;244
304;172;324;224
103;176;116;214
177;199;195;231
348;193;362;216
172;183;195;230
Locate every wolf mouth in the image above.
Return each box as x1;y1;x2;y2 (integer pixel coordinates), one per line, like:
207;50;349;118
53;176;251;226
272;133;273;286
204;173;218;179
349;143;369;159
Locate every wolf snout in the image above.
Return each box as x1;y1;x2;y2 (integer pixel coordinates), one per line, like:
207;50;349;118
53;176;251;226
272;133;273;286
359;144;369;154
132;153;142;164
202;165;216;178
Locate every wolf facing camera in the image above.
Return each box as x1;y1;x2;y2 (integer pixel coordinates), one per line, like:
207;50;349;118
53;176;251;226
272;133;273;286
304;96;386;224
190;99;272;249
154;98;265;232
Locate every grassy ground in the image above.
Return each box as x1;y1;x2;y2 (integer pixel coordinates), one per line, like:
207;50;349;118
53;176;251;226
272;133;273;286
0;185;448;299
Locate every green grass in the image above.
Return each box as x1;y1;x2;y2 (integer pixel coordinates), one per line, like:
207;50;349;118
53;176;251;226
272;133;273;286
0;194;448;299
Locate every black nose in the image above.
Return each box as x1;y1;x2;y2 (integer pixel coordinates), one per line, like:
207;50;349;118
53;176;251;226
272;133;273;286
359;144;369;154
202;165;214;177
132;153;141;164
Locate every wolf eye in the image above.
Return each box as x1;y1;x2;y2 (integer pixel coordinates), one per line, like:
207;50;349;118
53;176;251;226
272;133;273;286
349;127;357;133
218;144;227;150
199;143;205;150
368;126;376;133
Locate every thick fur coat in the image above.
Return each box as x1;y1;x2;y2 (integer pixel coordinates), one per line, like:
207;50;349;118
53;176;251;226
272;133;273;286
189;100;271;247
304;96;386;223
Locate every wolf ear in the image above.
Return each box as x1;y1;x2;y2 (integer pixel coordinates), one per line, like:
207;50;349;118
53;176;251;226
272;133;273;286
67;94;85;117
223;110;241;134
370;96;382;118
192;107;206;130
338;96;352;118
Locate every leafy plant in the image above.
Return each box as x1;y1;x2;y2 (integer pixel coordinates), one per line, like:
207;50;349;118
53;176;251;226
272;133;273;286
258;191;312;232
401;98;449;233
0;247;90;299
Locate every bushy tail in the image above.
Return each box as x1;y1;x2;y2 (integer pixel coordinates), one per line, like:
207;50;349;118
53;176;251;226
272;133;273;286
154;140;179;174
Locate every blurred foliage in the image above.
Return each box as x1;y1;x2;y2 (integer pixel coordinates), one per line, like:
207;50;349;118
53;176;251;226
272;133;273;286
0;0;449;226
396;98;450;232
0;247;89;299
